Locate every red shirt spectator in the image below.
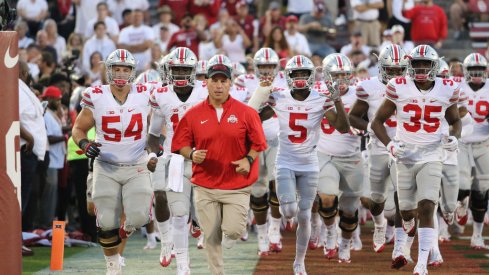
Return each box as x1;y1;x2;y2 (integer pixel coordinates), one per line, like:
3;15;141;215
172;97;267;190
259;1;286;41
188;0;221;25
159;0;190;25
223;0;238;16
402;0;447;46
234;1;255;44
166;14;206;55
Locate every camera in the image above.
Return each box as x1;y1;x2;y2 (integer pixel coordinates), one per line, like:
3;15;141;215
0;0;16;30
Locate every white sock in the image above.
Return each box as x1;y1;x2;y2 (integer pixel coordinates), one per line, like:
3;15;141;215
173;215;189;267
473;221;484;236
105;254;120;267
394;228;407;251
311;212;321;227
147;232;157;243
373;212;385;227
157;220;171;244
257;223;268;237
341;237;351;248
417;228;435;266
269;217;281;232
326;223;336;232
354;225;361;239
406;235;415;250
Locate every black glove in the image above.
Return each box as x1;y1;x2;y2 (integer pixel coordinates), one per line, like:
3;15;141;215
78;139;102;159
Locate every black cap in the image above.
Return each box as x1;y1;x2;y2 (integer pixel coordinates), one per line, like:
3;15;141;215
207;64;232;79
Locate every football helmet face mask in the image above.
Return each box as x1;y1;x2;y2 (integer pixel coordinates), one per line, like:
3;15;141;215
463;53;488;84
436;59;450;79
195;60;208;76
378;44;408;84
407;45;439;82
232;62;246;79
167;47;198;87
285;55;315;90
135;69;162;84
254;47;279;80
322;53;353;94
105;49;137;87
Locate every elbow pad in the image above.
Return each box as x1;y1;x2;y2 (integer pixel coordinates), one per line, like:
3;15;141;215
248;85;272;111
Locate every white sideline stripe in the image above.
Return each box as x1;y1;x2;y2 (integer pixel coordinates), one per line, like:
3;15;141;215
458;236;489;240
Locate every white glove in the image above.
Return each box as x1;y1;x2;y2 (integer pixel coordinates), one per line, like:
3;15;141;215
248;85;272;111
442;136;458;152
387;140;406;159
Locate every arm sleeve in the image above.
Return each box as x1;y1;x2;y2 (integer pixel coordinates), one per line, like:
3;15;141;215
355;84;369;102
449;88;460;106
149;89;160;110
457;89;468;107
246;108;268;152
149;110;165;137
171;113;194;153
248;85;272;111
80;88;94;110
401;6;416;19
385;80;399;102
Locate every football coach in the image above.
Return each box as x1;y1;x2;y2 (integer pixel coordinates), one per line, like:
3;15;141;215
172;55;267;275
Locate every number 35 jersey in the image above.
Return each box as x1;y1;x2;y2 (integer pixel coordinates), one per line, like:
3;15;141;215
459;80;489;144
81;84;151;164
386;76;459;163
149;84;208;155
268;88;334;172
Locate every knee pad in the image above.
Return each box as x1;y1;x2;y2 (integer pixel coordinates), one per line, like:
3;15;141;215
250;194;269;213
172;215;188;230
268;181;280;207
338;210;358;233
97;228;121;248
458;189;471;202
318;196;338;219
470;190;488;223
280;202;298;219
297;209;311;225
169;201;189;217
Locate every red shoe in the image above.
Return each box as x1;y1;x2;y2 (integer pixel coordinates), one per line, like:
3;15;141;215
119;225;133;239
391;255;408;269
190;224;201;238
285;219;296;232
324;247;337;259
269;241;283;252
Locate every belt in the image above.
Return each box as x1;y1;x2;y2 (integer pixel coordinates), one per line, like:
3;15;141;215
356;19;377;23
97;159;142;167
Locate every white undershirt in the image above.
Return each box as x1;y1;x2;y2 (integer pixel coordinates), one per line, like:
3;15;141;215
216;108;223;122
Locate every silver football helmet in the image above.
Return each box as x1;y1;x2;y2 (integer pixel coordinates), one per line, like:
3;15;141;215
253;47;279;80
322;53;353;94
195;60;208;76
437;59;450;79
378;44;408;84
207;54;233;75
157;53;172;84
284;55;315;90
167;47;198;87
407;44;439;82
105;49;137;86
232;62;246;79
463;53;488;84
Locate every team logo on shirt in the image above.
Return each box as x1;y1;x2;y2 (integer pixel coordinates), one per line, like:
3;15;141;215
227;115;238;124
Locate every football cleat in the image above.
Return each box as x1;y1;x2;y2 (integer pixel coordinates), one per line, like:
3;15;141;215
373;221;386;253
160;242;173;267
455;198;469;225
471;235;489;250
257;234;270;256
190;223;202;238
308;223;321;250
269;225;283;252
240;229;249;241
385;224;395;244
338;239;351;263
428;248;443;267
324;225;338;259
391;245;408;269
197;234;205;249
285;218;296;232
413;263;428;275
402;218;416;235
177;263;191;275
119;225;133;239
293;263;307;275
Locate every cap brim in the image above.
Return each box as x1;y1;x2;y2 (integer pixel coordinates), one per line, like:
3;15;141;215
207;69;232;79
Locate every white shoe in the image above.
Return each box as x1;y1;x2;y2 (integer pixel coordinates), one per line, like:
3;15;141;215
308;222;321;250
471;234;489;250
143;239;157;250
240;229;249;241
373;220;386;252
177;263;191;275
119;256;126;267
106;260;121;275
323;226;338;259
455;198;469;225
268;224;283;252
293;262;307;275
197;234;205;249
351;234;362;251
257;234;269;256
391;243;408;269
413;263;428;275
222;234;236;249
338;238;351;263
403;241;414;263
160;242;173;267
385;224;395;244
428;248;443;267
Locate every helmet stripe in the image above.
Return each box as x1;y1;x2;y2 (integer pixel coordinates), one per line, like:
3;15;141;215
296;56;302;67
218;55;223;64
336;55;343;70
179;48;185;63
419;45;425;57
265;49;270;61
120;49;125;62
393;45;399;64
475;53;480;64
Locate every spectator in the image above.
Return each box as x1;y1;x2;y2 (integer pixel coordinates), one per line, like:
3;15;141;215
107;0;128;25
16;0;48;36
82;21;116;72
259;1;286;40
196;15;219;60
215;19;251;63
125;0;150;12
402;0;447;49
351;0;384;47
379;29;393;51
86;52;104;84
350;49;368;68
74;0;103;37
263;26;292;59
159;0;191;25
357;48;379;76
149;44;163;70
156;26;172;53
299;0;336;58
36;30;59;63
39;86;66;228
210;8;231;38
340;31;371;57
388;0;414;40
63;33;84;62
255;0;276;18
119;9;133;30
117;9;155;72
391;24;414;53
153;5;180;40
38;51;57;80
224;0;239;16
448;57;464;77
189;0;222;25
450;0;468;39
50;73;72;106
235;1;259;52
26;44;42;80
85;2;120;42
284;15;311;56
43;19;67;64
16;21;35;49
286;0;314;18
167;13;207;57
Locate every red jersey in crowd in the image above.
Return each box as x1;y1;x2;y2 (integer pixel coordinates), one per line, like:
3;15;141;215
235;15;255;43
159;0;190;25
188;0;221;25
402;4;447;44
166;29;202;57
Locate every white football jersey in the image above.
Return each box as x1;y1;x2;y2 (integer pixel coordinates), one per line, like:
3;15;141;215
356;76;397;156
317;86;361;156
149;84;208;154
230;84;249;103
441;88;467;165
386;76;459;163
459;81;489;144
81;84;151;164
240;72;288;141
268;88;334;171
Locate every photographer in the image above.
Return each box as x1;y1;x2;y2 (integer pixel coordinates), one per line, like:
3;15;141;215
299;0;336;58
